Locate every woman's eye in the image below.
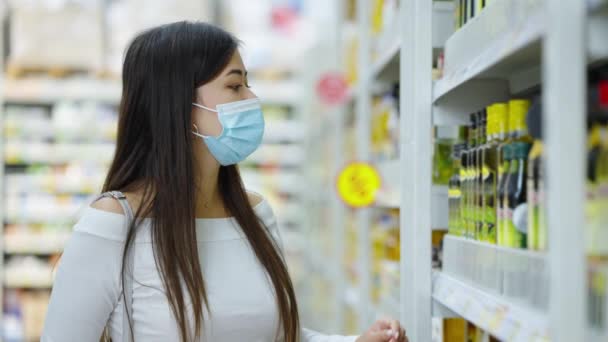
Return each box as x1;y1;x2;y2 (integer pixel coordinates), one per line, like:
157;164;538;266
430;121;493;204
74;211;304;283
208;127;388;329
229;85;242;92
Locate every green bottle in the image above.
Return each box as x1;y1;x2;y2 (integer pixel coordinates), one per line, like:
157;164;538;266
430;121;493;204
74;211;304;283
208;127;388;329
474;112;484;240
448;144;464;235
484;105;499;244
493;103;510;246
504;142;532;248
498;144;513;246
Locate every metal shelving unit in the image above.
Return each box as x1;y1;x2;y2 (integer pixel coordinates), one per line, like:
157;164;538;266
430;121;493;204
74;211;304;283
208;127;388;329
320;0;608;340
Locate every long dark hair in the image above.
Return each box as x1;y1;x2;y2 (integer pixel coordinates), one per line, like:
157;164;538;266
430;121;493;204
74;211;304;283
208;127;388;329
102;21;299;342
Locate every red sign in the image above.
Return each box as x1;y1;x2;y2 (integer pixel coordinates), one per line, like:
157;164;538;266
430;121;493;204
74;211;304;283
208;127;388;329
316;72;348;106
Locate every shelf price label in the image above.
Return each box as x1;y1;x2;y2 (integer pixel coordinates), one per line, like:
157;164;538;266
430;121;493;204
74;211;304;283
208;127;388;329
337;162;381;208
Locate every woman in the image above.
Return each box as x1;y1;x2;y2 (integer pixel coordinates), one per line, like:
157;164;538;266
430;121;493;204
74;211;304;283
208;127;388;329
42;21;408;342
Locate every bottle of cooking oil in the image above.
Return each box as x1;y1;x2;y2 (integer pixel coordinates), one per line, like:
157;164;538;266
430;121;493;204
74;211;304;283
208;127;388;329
597;115;608;256
483;105;499;243
504;99;532;247
586;120;602;255
499;144;513;246
448;143;464;236
475;111;484;240
465;114;478;238
494;102;510;246
504;142;531;248
510;99;533;145
528;136;545;250
527;99;546;251
460;142;469;237
474;112;484;240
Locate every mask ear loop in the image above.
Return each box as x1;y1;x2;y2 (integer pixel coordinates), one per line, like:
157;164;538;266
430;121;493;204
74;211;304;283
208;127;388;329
191;123;211;139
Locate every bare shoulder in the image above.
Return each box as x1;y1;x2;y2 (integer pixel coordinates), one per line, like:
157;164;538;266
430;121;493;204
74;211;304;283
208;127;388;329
90;189;147;215
90;197;125;214
247;191;264;207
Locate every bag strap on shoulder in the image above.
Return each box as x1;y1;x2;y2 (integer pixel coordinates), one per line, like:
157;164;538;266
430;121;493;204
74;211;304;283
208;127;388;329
94;191;135;342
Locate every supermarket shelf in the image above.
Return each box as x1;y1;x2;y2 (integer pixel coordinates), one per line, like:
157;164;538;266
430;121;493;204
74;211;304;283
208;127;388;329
589;3;608;62
251;79;302;106
374;159;400;208
433;0;543;112
343;285;360;309
307;250;334;282
371;34;400;82
5;173;104;196
369;1;454;83
432;1;455;51
431;185;448;229
432;271;549;341
241;170;304;196
263;120;306;143
344;85;358;105
4;280;53;290
442;235;549;312
3;77;122;104
4;247;64;255
4;232;70;255
246;144;305;167
2;77;301;106
4;142;115;165
372;297;400;320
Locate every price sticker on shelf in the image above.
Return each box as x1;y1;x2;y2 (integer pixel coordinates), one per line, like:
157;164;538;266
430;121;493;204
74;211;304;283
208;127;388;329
336;162;381;208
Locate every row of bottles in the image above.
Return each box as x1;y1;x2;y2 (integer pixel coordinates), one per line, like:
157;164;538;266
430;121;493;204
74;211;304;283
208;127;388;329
447;98;538;248
587;74;608;340
448;74;608;252
586;76;608;258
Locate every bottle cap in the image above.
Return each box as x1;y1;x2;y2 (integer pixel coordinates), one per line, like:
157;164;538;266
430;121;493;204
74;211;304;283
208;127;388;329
492;102;508;135
509;99;531;132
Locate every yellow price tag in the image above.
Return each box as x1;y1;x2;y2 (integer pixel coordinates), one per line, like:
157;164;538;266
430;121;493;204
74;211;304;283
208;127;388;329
337;162;381;208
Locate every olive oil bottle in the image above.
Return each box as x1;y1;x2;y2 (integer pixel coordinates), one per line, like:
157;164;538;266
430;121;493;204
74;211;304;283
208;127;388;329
527;99;546;251
499;144;514;246
586;120;602;255
494;102;510;246
449;144;465;236
474;112;484;240
504;142;532;248
484;106;499;243
465;114;478;238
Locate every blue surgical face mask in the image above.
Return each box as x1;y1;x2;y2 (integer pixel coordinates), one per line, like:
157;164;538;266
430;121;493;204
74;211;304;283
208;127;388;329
192;98;265;166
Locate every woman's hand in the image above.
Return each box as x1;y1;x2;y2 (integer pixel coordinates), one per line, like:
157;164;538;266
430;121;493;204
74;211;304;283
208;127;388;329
355;318;408;342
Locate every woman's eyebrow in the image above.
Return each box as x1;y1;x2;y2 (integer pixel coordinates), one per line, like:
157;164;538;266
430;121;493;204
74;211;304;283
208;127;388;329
224;69;248;77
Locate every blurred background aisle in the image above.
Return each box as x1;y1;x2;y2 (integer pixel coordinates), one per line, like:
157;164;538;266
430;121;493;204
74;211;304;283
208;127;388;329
0;0;607;341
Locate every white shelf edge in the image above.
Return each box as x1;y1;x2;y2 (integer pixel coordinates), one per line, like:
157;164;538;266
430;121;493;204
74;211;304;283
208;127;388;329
373;159;400;208
370;38;400;81
250;79;302;106
3;248;64;255
3;281;53;289
433;0;544;103
432;271;549;341
3;77;122;104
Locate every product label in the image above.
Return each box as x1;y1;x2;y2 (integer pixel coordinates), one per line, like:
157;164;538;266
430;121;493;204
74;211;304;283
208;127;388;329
448;189;462;198
586;183;602;255
513;203;528;234
482;166;490;180
504;207;525;248
528;187;539;250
